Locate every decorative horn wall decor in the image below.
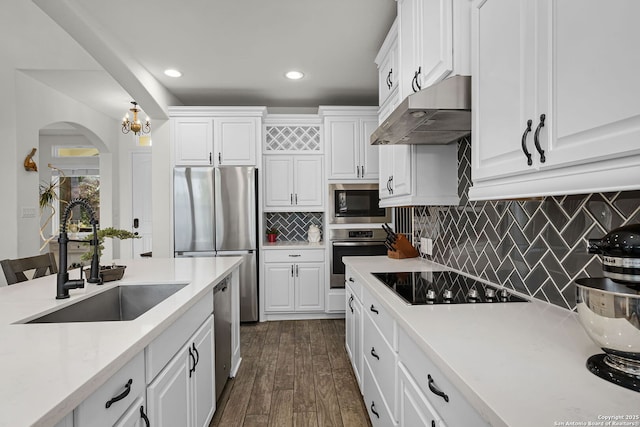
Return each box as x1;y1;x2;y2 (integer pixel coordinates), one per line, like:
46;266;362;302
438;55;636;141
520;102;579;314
24;148;38;172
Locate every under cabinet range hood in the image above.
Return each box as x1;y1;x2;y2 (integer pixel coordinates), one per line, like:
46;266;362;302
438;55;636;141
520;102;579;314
371;75;471;146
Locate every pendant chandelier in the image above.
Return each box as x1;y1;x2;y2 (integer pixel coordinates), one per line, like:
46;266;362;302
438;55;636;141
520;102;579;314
121;101;150;135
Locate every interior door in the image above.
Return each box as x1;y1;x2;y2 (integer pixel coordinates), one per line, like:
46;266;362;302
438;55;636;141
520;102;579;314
132;152;152;257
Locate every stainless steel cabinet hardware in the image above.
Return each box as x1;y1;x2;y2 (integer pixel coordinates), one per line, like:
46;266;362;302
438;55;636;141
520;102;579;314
521;119;533;166
534;114;546;163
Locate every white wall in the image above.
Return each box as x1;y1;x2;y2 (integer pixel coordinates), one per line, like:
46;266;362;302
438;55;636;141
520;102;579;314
0;72;122;285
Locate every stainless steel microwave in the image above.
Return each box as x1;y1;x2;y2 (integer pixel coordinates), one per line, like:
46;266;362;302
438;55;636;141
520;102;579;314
328;184;391;224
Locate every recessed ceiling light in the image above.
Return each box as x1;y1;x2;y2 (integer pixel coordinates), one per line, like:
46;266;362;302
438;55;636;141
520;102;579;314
164;69;182;78
285;71;304;80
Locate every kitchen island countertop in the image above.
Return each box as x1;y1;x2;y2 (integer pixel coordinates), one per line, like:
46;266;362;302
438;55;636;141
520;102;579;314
344;256;639;427
0;256;242;427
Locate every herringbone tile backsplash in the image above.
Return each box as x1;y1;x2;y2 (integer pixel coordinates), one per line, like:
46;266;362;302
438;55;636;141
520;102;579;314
412;137;640;310
265;212;323;242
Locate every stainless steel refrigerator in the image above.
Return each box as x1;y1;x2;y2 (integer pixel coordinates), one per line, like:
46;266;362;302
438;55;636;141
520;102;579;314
174;166;258;322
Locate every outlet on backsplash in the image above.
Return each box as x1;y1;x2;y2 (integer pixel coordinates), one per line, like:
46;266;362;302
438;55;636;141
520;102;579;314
420;237;433;256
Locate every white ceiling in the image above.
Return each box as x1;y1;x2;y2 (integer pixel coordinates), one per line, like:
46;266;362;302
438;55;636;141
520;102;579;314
5;0;396;120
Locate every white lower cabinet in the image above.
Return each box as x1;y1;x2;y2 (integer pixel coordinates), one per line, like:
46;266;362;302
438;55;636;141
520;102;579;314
345;277;489;427
398;364;444;427
113;395;149;427
74;352;146;427
147;315;215;427
363;358;397;427
263;249;325;313
345;280;363;388
398;328;488;427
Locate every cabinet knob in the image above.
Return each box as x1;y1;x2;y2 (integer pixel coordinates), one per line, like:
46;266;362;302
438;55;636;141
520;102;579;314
521;119;533;166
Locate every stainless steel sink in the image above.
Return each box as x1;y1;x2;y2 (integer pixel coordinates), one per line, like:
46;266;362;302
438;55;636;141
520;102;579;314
27;284;187;323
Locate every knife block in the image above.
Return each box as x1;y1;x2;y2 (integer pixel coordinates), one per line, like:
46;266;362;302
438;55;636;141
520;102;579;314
388;234;420;259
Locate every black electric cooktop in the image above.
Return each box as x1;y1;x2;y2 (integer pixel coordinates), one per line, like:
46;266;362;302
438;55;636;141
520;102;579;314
372;271;529;305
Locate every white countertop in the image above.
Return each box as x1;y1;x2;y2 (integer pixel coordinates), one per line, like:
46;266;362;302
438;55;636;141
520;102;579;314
0;257;242;427
262;241;326;249
343;256;640;427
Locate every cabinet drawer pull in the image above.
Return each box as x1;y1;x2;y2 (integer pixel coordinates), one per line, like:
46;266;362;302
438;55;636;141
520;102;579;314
295;193;298;204
188;346;196;377
348;295;354;313
290;193;293;204
348;277;354;282
105;378;132;408
140;406;150;427
295;264;299;277
209;152;212;164
357;165;361;178
370;304;379;314
370;401;380;418
291;265;294;277
288;254;301;257
415;66;422;91
218;152;222;164
192;343;199;368
361;165;365;177
427;374;449;402
432;421;436;427
370;347;379;360
521;119;533;166
533;113;546;163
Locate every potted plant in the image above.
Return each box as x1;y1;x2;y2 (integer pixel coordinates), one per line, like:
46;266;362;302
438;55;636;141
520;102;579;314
266;227;279;243
80;227;140;282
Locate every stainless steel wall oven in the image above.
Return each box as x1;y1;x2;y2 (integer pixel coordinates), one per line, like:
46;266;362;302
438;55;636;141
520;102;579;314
329;184;391;224
329;228;388;288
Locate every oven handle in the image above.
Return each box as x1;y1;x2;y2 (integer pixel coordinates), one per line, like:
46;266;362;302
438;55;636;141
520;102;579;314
332;241;386;247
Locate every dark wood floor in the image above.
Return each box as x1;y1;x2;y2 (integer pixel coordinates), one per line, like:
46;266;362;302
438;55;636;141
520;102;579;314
210;319;372;427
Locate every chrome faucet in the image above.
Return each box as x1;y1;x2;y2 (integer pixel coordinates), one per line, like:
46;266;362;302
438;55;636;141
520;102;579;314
56;198;102;299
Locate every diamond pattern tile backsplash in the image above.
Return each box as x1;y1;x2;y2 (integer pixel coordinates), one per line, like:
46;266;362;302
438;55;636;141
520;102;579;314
412;137;640;311
266;212;323;242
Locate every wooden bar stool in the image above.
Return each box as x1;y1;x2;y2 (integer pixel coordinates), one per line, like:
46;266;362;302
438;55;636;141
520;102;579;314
1;253;58;285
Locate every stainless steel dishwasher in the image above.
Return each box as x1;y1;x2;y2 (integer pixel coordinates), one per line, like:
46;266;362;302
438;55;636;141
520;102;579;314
213;277;231;401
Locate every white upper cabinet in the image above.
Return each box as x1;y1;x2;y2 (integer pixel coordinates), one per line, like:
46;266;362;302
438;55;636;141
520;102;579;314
215;117;259;166
376;19;401;124
173;118;214;166
322;107;380;181
170;107;266;167
376;19;399;107
470;0;640;199
379;144;458;207
264;155;323;211
263;116;324;212
397;0;471;99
